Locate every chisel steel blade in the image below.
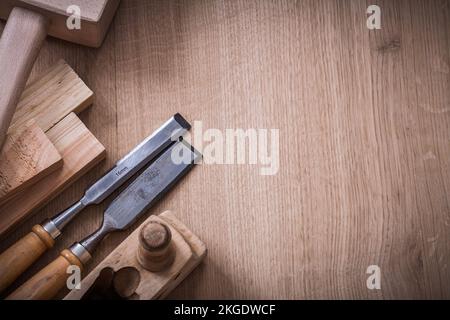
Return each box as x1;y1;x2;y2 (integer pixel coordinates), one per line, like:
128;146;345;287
78;141;201;254
7;141;201;301
83;113;191;204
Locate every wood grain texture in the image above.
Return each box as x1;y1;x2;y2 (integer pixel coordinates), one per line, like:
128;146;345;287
0;0;120;47
9;59;93;134
7;248;83;300
0;113;105;237
0;120;62;205
0;7;48;150
0;224;54;293
1;0;449;299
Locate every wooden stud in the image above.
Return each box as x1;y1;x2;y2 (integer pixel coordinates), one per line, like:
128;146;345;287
0;113;105;237
0;59;94;208
137;221;175;272
0;7;48;150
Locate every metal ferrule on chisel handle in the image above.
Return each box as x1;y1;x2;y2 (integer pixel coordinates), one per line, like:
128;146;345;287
0;114;191;296
69;243;92;265
76;140;202;257
41;113;191;240
6;140;201;300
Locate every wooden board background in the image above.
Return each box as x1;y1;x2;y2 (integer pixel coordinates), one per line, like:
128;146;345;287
1;0;450;299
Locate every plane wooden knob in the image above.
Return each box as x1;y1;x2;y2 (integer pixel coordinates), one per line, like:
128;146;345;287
137;221;175;272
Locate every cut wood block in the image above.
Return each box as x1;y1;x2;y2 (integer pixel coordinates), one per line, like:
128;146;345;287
65;211;207;300
0;120;62;206
0;59;98;237
0;59;91;208
0;113;105;238
8;59;93;134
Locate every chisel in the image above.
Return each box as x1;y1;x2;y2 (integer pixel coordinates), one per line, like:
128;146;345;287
0;114;191;293
7;140;201;300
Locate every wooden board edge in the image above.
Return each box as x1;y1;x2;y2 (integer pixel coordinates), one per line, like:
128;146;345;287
0;113;106;239
158;212;207;299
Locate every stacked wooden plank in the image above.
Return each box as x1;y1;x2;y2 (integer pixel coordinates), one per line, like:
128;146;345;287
0;120;63;205
0;60;106;237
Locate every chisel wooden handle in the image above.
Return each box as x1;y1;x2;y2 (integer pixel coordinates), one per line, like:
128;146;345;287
0;225;54;293
0;7;48;150
7;249;83;300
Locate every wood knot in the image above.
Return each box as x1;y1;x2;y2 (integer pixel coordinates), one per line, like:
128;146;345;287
137;221;175;272
377;39;401;53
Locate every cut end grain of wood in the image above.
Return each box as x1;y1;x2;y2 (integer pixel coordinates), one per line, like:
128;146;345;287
0;120;63;205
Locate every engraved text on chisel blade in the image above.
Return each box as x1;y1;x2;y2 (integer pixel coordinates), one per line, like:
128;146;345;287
82;114;190;205
103;142;200;230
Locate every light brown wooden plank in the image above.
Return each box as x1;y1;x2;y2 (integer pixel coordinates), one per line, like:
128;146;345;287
64;211;206;300
0;113;105;237
8;59;93;134
0;120;62;206
0;58;93;205
2;0;450;300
